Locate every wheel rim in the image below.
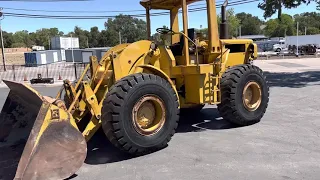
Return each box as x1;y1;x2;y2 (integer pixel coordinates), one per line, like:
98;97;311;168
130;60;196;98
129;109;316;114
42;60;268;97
132;95;166;136
242;81;262;111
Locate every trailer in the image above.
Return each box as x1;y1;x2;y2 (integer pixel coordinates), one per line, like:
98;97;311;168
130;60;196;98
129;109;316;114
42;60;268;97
285;34;320;47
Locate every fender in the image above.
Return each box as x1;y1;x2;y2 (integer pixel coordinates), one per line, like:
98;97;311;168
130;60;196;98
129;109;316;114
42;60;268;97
134;64;180;108
112;40;153;81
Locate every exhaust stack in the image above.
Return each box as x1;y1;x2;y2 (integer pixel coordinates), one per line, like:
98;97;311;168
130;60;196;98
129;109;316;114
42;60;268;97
220;0;229;39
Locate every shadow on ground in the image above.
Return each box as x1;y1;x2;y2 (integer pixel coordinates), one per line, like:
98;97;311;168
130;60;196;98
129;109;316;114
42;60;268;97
176;107;240;133
82;107;242;167
265;71;320;88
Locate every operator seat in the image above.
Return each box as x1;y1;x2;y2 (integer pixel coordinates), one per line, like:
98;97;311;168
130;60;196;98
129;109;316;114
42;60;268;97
170;28;196;57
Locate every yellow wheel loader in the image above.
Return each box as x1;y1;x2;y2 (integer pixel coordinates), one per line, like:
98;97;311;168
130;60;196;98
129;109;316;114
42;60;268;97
0;0;269;179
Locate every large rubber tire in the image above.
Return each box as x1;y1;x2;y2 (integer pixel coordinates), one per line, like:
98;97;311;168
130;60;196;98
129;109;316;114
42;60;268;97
101;73;180;155
217;64;269;126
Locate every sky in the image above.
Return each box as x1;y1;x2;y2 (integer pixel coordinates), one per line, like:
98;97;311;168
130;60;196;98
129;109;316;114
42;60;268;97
0;0;318;34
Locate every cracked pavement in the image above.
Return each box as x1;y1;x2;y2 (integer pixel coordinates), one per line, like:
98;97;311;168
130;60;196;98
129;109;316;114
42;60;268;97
0;58;319;180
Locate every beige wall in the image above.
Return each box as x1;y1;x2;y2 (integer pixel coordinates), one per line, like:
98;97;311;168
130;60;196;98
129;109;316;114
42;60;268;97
4;48;31;53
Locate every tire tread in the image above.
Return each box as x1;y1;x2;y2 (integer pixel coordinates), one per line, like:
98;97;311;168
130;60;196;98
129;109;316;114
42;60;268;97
102;73;179;155
217;64;269;126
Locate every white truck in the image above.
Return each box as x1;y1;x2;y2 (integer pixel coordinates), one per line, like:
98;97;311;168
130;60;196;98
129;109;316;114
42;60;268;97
32;46;45;51
273;40;286;52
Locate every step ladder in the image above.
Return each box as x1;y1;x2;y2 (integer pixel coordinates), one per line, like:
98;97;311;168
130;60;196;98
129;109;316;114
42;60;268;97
208;56;227;105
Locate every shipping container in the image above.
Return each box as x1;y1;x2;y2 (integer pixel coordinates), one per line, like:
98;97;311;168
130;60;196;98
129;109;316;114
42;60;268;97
82;51;93;63
65;49;83;62
100;49;109;59
24;50;65;67
24;51;48;67
45;50;60;64
60;49;66;61
65;48;110;63
51;36;80;50
85;47;110;60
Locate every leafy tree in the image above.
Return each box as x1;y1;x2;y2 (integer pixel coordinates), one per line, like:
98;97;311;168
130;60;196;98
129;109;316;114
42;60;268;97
1;31;13;48
307;27;320;34
99;30;109;47
104;14;147;46
258;0;314;20
73;26;90;48
264;14;294;37
293;12;320;35
236;12;264;35
12;30;33;48
89;26;100;47
11;42;26;48
30;28;64;49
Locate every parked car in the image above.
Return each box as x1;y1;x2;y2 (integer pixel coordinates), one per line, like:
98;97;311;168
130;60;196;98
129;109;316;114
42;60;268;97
256;41;275;52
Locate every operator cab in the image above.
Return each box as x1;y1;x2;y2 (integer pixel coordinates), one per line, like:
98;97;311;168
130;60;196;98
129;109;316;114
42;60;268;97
140;0;225;65
170;28;196;56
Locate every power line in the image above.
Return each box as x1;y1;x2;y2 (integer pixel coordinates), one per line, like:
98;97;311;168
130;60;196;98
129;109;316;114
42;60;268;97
3;0;260;19
0;0;91;1
1;0;91;1
0;0;234;14
1;7;146;13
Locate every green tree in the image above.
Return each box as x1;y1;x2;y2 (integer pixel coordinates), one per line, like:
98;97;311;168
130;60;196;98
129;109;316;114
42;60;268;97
264;14;294;37
258;0;314;20
104;14;147;46
12;30;33;48
217;8;240;38
99;30;109;47
29;28;63;49
1;31;13;48
236;12;263;35
89;26;100;47
293;12;320;35
73;26;90;48
307;27;320;34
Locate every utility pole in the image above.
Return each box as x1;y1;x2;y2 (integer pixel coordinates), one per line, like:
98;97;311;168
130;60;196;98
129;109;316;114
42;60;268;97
86;37;89;48
296;22;299;57
0;10;6;71
119;31;122;44
239;26;242;38
48;36;50;50
71;33;74;63
285;29;287;37
305;27;307;35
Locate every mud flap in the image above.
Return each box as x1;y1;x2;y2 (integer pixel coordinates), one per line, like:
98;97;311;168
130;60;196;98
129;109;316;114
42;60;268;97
0;80;87;180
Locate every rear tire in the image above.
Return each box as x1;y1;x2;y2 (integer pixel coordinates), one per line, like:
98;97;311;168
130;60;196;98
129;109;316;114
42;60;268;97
101;73;179;155
217;64;269;126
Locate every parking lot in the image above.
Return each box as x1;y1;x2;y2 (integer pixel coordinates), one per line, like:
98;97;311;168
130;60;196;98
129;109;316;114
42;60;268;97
0;58;320;180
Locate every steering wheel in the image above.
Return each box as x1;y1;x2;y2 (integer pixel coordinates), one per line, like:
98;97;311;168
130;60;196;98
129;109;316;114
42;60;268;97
156;28;175;35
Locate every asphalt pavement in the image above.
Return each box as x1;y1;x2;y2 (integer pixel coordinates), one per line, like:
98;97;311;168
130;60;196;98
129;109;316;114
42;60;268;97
0;58;319;180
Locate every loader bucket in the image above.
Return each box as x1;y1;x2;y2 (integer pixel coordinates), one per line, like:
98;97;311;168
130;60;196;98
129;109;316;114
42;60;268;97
0;80;87;180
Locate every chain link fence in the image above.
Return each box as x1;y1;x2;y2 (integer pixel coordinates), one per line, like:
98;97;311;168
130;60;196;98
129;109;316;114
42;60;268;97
0;62;89;84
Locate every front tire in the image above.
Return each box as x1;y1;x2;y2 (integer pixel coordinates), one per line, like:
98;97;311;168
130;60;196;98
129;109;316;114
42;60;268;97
101;73;179;155
217;64;269;126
